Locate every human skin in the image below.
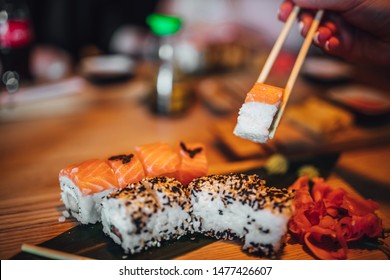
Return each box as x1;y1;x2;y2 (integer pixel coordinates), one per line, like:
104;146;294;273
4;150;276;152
278;0;390;64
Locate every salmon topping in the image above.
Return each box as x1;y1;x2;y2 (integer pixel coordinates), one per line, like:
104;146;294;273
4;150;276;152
245;82;284;105
135;143;180;178
60;159;118;195
175;142;208;186
107;154;145;189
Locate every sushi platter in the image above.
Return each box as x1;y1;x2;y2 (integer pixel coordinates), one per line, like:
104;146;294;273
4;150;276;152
12;152;389;260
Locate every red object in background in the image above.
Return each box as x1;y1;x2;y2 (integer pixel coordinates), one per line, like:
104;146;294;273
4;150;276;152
0;19;33;48
0;0;34;82
270;51;296;76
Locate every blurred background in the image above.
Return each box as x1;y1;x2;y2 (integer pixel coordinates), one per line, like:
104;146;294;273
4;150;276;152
0;0;304;83
1;0;389;194
1;0;389;144
0;0;389;260
1;0;389;163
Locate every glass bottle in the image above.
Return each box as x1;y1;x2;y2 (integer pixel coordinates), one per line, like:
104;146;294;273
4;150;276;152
146;13;192;116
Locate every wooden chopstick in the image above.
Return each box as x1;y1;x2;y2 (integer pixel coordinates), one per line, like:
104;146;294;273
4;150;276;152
269;9;324;139
257;5;301;83
21;243;94;260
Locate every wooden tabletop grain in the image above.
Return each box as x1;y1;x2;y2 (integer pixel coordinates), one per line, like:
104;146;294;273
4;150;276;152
0;76;389;260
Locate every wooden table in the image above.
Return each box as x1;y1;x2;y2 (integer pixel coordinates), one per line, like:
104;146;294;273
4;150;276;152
0;76;389;260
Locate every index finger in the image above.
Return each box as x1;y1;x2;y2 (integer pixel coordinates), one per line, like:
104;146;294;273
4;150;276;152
278;0;295;22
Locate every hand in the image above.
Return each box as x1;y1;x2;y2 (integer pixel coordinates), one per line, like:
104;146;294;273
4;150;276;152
278;0;390;64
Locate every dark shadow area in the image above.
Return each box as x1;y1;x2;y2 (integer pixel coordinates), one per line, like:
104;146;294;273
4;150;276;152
335;167;390;205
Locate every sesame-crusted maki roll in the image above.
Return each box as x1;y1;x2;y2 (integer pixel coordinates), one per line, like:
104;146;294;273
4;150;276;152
101;177;192;254
188;173;294;256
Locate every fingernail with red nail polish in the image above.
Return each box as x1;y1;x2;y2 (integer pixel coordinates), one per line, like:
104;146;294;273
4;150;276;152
325;41;330;52
277;7;282;18
299;21;304;33
314;31;320;45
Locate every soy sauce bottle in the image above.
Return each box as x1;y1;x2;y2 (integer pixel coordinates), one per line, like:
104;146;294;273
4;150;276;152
0;0;34;85
146;13;192;116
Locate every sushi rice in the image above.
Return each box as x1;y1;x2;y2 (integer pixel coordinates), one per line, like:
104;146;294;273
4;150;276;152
234;102;279;143
234;82;284;143
188;174;294;256
60;176;115;224
101;177;192;254
100;173;294;257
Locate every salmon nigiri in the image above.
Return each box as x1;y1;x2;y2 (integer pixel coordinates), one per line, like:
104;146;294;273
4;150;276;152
135;142;180;178
107;153;145;189
234;83;283;143
174;142;208;186
59;159;119;224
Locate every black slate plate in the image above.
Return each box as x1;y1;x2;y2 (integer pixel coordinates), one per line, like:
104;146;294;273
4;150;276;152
12;153;340;260
12;224;214;260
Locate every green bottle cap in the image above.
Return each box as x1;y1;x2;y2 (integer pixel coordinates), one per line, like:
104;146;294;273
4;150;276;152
147;13;182;36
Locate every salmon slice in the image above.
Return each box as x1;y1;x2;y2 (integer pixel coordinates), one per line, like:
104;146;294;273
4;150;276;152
245;82;284;105
59;159;118;195
135;142;180;178
175;142;208;186
107;153;145;188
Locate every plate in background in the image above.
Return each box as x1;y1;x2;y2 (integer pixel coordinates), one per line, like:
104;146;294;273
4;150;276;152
326;85;390;126
80;55;135;84
301;56;353;85
328;85;390;115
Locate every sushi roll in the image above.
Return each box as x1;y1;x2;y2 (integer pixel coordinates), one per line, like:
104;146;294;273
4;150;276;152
135;143;180;178
59;141;209;225
234;83;283;143
59;159;119;224
174;142;208;186
107;153;146;189
101;177;192;254
188;173;294;256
